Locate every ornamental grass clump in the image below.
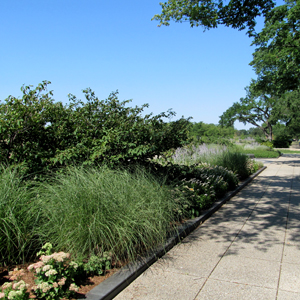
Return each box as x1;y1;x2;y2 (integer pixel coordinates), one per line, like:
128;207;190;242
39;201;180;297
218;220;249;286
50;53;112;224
34;166;178;262
0;165;41;266
211;150;250;180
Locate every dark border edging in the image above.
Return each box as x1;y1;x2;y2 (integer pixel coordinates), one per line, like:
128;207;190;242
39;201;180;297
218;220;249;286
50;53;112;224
82;166;267;300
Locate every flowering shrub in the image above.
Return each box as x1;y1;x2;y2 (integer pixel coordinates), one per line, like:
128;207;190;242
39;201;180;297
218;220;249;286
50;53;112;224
0;281;29;300
246;159;263;174
28;244;79;300
0;269;29;300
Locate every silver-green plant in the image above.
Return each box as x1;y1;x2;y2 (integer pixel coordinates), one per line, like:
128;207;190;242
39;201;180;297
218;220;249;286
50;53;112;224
34;166;178;262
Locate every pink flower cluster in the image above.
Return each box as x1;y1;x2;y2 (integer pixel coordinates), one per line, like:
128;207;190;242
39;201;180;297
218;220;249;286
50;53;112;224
8;268;26;281
27;249;79;298
40;251;70;263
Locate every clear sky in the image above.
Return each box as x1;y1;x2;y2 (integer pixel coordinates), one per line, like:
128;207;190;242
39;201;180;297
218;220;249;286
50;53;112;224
0;0;283;130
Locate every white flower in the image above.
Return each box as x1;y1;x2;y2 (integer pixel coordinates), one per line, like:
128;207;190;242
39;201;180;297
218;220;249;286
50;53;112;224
42;265;52;272
45;269;58;277
8;290;22;299
69;283;79;292
2;282;13;290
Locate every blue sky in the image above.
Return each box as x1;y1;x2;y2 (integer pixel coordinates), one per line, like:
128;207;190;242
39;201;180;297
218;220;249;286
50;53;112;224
0;0;283;129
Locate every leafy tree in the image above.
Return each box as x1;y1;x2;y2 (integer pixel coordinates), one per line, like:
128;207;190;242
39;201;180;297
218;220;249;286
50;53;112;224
0;81;58;176
152;0;275;35
276;89;300;138
219;84;278;140
250;0;300;95
248;126;265;138
220;0;300;141
189;121;235;143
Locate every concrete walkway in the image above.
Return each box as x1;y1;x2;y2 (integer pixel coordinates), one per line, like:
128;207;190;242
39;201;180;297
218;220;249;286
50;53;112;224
114;154;300;300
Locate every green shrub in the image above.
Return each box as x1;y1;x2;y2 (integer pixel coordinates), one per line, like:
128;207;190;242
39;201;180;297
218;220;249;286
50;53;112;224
0;81;190;178
260;141;273;148
146;161;238;218
83;253;112;276
273;134;292;148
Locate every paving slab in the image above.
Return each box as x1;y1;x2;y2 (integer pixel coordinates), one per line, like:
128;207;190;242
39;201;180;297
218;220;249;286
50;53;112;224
149;240;228;278
282;240;300;264
114;268;205;300
195;279;277;300
225;224;285;261
209;255;281;289
277;289;300;300
278;262;300;293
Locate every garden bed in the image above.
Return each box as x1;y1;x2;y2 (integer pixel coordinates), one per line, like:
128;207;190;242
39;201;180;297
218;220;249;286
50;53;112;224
0;166;266;300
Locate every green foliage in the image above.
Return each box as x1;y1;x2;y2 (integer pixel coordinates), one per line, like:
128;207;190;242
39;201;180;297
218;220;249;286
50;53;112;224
0;82;190;178
52;88;190;168
246;159;263;174
36;243;53;257
219;85;277;141
152;0;275;35
189;122;235;141
239;149;280;158
250;0;300;96
0;81;57;178
280;149;300;154
33;166;179;261
260;140;273;148
0;165;41;266
0;279;29;300
177;164;237;217
282;90;300;137
273;134;291;148
153;143;253;180
248;126;265;138
83;253;112;276
272;122;293;147
146;160;239;218
212;151;250;179
221;1;300;141
28;246;79;300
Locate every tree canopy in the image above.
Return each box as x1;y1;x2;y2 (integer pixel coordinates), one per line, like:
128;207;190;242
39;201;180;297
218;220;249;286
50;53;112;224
153;0;275;34
219;84;278;140
220;0;300;139
250;0;300;95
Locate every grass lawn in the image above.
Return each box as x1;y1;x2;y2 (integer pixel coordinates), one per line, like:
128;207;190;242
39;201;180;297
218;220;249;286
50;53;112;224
279;150;300;154
239;149;281;158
